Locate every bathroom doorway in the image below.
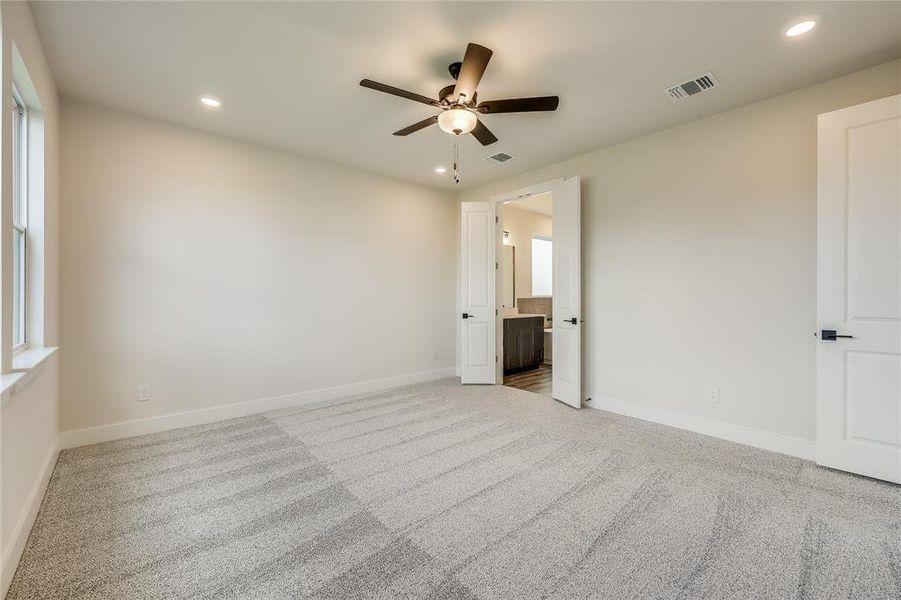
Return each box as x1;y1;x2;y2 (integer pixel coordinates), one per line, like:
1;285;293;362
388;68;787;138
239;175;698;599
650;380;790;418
499;193;555;397
460;176;580;407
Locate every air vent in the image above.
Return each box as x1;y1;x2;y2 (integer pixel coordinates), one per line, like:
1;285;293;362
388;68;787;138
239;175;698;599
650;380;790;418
486;152;515;165
665;72;719;101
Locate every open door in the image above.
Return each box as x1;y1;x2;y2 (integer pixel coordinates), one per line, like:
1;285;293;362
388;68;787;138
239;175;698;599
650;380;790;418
460;201;497;384
816;94;901;484
552;177;582;407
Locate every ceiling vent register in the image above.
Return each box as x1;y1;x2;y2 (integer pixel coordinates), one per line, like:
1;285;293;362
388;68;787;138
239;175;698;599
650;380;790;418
666;72;719;101
487;152;515;164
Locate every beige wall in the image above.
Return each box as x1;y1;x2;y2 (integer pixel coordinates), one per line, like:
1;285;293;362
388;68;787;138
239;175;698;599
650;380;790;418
501;204;552;303
0;1;60;594
59;101;456;433
459;59;901;442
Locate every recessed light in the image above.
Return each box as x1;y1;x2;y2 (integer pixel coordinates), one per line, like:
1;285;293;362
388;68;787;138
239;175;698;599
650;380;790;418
784;19;816;38
434;167;447;174
199;95;222;108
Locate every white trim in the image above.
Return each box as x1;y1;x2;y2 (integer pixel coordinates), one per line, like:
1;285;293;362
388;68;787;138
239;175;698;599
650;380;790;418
59;367;456;449
1;445;58;598
1;347;57;407
489;178;563;205
589;395;816;461
0;372;26;406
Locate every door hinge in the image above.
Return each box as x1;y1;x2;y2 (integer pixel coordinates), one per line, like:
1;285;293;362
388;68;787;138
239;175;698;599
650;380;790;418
496;355;498;363
496;309;498;315
495;216;498;223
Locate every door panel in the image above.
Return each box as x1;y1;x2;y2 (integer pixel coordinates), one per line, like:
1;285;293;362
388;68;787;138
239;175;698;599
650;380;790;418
817;94;901;483
552;177;582;408
845;351;900;446
461;201;496;384
846;119;900;320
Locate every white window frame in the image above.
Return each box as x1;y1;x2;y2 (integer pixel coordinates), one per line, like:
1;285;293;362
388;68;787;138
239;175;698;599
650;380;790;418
531;234;553;298
12;87;28;352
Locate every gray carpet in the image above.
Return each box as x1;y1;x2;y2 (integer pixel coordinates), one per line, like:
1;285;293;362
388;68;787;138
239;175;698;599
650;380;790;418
7;378;901;599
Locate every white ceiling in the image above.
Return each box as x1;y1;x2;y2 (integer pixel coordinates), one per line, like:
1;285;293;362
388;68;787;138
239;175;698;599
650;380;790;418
32;1;901;191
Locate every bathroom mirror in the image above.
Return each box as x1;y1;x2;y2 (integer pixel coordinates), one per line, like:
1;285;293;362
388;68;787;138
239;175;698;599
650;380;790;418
502;244;515;308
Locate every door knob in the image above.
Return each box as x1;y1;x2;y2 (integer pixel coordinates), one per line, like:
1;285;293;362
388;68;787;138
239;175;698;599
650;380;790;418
462;313;476;319
821;329;853;341
565;317;579;325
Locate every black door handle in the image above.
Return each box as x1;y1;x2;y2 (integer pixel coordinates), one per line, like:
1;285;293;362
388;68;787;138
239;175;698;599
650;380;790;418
462;313;476;319
565;317;579;325
821;329;853;341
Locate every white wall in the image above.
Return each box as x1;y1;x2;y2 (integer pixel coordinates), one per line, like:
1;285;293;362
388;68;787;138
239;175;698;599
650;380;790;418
501;204;552;302
59;101;456;434
0;1;60;595
459;59;901;444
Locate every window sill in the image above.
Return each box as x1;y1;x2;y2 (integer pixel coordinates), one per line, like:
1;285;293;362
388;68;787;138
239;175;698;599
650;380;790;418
1;346;58;407
13;346;58;371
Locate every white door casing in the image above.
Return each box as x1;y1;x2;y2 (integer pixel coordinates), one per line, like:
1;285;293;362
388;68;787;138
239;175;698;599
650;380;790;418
552;176;582;408
817;94;901;484
461;201;497;384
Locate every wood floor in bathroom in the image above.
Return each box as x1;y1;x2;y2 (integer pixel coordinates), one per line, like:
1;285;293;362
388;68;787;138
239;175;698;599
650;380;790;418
503;363;552;397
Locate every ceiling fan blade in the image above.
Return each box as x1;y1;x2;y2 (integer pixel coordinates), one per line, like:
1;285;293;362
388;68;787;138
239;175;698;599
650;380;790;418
393;115;439;136
453;43;493;103
477;96;559;114
360;79;439;106
470;119;498;146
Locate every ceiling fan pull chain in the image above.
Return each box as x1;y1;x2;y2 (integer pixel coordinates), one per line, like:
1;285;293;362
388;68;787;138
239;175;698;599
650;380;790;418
453;138;461;185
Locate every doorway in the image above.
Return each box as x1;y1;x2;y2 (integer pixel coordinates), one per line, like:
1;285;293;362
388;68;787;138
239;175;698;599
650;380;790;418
499;193;554;397
459;176;581;408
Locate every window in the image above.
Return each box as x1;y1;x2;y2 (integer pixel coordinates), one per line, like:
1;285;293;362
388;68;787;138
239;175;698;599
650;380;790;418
531;235;552;297
12;89;27;350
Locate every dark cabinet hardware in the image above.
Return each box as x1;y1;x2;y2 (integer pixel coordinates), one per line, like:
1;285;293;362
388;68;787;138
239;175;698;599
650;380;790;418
821;329;853;341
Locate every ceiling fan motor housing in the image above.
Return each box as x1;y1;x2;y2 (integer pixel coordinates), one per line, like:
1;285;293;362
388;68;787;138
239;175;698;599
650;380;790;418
439;84;477;107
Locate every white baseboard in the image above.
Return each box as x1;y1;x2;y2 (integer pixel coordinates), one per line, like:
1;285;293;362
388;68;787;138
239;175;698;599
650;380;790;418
1;445;58;598
589;395;816;461
59;367;456;449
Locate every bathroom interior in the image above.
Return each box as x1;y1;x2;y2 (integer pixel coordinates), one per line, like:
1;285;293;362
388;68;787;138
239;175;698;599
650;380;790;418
499;192;553;397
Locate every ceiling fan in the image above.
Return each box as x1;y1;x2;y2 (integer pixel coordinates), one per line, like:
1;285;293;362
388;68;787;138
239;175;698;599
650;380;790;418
360;43;559;146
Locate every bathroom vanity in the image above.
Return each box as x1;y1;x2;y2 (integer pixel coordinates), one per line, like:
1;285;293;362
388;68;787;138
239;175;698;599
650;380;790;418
502;314;545;374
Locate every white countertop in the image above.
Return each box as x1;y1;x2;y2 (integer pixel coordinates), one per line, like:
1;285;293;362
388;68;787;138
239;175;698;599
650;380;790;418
502;313;546;320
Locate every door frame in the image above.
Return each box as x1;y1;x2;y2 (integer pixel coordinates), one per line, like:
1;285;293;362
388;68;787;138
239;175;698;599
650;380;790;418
488;178;571;385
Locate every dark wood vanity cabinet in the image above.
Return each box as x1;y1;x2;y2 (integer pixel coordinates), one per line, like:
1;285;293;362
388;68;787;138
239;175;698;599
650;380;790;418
503;316;544;375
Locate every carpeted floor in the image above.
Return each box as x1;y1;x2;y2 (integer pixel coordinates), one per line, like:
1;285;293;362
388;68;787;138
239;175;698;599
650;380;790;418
7;378;901;599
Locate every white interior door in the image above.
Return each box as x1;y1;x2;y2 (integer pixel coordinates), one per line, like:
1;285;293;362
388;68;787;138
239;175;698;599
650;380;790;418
461;201;496;384
552;177;582;408
817;94;901;484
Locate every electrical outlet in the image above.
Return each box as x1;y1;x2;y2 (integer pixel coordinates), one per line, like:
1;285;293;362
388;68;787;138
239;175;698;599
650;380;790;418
431;350;438;361
138;385;151;402
707;386;720;403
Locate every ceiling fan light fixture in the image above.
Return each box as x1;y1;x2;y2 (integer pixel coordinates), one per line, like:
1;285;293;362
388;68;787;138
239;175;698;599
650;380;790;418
438;107;477;135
